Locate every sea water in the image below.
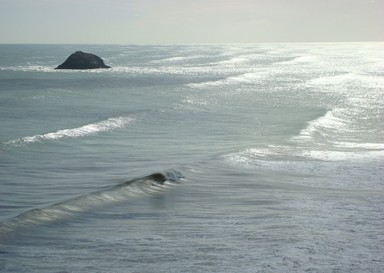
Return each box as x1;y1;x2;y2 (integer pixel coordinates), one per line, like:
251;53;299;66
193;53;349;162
0;43;383;272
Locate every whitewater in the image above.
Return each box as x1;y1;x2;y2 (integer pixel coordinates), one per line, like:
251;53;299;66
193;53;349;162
0;43;383;272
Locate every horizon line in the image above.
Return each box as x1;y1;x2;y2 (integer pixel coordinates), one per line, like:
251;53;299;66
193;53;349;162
1;41;383;46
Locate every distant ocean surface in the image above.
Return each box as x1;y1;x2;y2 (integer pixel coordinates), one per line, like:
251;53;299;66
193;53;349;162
0;43;383;273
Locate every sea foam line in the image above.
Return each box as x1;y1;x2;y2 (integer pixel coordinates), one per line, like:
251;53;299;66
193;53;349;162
5;116;134;146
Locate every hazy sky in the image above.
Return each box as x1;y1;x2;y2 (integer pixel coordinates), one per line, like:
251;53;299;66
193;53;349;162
0;0;383;44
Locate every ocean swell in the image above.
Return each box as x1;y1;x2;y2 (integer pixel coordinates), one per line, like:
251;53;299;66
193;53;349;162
0;170;184;238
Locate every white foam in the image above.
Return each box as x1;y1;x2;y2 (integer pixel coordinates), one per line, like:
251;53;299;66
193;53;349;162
213;53;266;66
112;65;210;76
181;98;210;106
112;66;161;74
0;65;55;72
300;149;384;162
215;56;250;65
224;142;384;167
223;144;384;190
276;55;319;65
307;72;359;87
223;147;284;168
187;72;265;89
334;142;384;150
1;65;115;74
293;83;384;145
151;56;200;64
5;116;134;145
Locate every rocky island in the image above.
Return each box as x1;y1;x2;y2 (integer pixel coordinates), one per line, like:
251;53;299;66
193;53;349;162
55;51;111;70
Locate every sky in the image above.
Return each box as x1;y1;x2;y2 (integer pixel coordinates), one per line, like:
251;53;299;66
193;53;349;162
0;0;383;44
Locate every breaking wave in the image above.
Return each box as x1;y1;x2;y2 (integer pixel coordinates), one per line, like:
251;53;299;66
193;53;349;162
4;116;134;146
292;108;348;143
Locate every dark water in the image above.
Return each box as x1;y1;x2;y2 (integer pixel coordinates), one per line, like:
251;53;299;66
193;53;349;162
0;43;383;272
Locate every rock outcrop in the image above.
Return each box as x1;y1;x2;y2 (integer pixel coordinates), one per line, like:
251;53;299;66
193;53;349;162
55;51;111;70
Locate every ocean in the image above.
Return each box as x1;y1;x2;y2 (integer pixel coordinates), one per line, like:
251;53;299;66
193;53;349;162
0;43;383;273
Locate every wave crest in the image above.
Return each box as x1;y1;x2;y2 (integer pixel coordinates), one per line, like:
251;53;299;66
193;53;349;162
0;170;184;237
